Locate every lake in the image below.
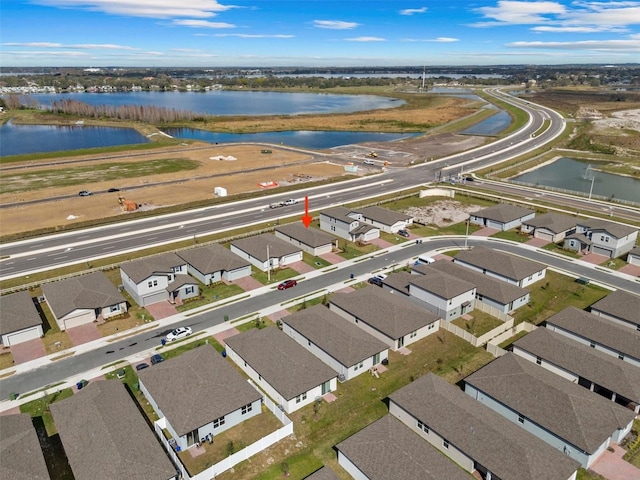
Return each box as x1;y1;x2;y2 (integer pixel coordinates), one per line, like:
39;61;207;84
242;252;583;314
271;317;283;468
461;109;512;136
30;91;403;116
513;157;640;204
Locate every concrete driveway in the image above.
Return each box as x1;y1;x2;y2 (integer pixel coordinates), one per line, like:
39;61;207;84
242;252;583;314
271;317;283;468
9;338;46;365
591;444;640;480
226;275;264;291
145;301;178;320
320;251;345;264
66;323;101;346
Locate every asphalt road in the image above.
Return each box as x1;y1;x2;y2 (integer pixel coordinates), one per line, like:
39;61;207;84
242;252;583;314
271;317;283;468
1;236;636;401
0;89;566;280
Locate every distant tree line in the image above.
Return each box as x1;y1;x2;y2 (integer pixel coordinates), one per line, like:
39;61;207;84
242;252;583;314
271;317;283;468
49;98;200;123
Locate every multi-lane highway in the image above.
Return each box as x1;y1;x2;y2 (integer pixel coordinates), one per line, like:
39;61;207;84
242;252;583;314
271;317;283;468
0;89;571;280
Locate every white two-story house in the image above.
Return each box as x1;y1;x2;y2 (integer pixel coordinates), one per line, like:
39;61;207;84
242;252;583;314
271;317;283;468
564;219;638;258
319;207;379;243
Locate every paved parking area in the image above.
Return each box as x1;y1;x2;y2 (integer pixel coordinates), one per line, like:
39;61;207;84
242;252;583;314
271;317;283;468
145;301;178;320
320;251;345;264
580;252;609;265
619;263;640;277
368;238;394;248
472;227;499;237
9;338;46;365
525;237;549;248
213;327;240;346
66;323;101;346
591;443;640;480
226;275;264;291
288;260;315;274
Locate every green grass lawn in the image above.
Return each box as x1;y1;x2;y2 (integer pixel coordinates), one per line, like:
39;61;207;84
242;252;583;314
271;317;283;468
513;270;609;325
176;281;245;312
338;241;379;260
251;266;298;285
490;230;530;243
19;388;74;436
302;252;332;269
452;310;504;337
542;242;582;258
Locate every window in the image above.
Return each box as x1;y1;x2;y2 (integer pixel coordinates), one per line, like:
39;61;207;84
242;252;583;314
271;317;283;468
330;226;336;232
185;286;195;295
241;403;253;415
443;439;449;449
536;356;542;365
428;324;435;330
409;330;417;339
354;361;364;371
109;305;120;313
213;416;226;428
147;281;153;288
417;421;429;434
518;414;525;424
295;392;307;404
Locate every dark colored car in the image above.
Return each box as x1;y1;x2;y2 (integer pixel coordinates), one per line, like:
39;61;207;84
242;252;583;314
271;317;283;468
78;190;93;196
135;362;150;371
367;276;383;287
150;354;164;365
107;187;120;192
277;279;297;290
398;229;410;237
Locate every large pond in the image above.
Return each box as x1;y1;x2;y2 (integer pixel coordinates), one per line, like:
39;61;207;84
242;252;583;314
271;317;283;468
513;157;640;204
0;121;149;156
29;91;403;116
160;128;419;150
461;108;512;136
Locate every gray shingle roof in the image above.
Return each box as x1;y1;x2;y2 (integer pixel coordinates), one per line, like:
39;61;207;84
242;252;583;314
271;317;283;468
49;380;176;480
580;219;637;239
120;251;185;283
590;290;640;327
409;268;476;300
464;353;636;454
283;304;388;367
629;245;640;257
41;271;126;319
329;285;440;339
336;415;471;480
545;306;640;360
417;260;529;304
513;327;640;404
137;345;261;437
275;223;337;248
0;290;43;337
522;212;577;234
320;206;358;223
381;271;413;294
0;413;50;480
453;246;545;282
388;373;580;480
166;274;198;292
359;205;412;226
472;204;534;223
177;244;250;275
231;233;301;261
224;327;336;401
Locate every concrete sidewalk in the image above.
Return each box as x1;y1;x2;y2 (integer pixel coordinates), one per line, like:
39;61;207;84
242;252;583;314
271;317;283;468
0;235;634;413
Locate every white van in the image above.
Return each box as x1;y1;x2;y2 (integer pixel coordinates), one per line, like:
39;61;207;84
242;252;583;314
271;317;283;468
417;255;435;265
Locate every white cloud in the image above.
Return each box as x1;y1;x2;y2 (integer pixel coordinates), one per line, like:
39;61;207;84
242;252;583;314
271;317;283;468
70;44;138;50
212;33;294;38
508;39;640;51
171;19;235;28
399;7;427;16
475;1;566;25
1;42;62;47
313;20;360;30
531;25;626;32
33;0;236;19
344;36;386;42
402;37;460;42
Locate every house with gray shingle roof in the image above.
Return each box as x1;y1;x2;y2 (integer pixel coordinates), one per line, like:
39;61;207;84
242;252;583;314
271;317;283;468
408;267;476;321
464;353;636;468
388;373;580;480
453;246;546;288
336;415;471;480
224;327;337;414
417;260;530;314
544;306;640;368
512;327;640;413
0;291;44;346
564;219;638;258
275;223;337;256
0;413;50;480
177;244;251;284
50;380;177;480
281;304;389;381
627;245;640;266
42;271;127;331
120;252;192;307
589;290;640;331
137;345;262;451
319;206;379;243
521;212;577;243
329;285;440;350
469;204;535;231
303;466;341;480
359;205;413;233
230;233;302;272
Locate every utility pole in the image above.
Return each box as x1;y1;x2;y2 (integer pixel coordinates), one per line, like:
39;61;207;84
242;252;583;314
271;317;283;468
464;218;470;249
588;176;595;200
267;244;271;282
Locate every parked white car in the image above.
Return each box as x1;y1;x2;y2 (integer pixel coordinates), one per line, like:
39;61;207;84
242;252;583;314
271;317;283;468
166;326;192;342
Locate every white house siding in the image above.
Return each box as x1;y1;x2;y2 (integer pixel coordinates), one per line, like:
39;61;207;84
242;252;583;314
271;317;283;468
511;347;579;383
362;218;406;234
120;271;170;306
58;309;95;330
224;265;252;282
464;384;600;468
2;325;43;346
589;310;637;330
545;325;640;368
360;229;380;242
409;286;476;321
274;231;333;256
280;251;303;267
388;401;475;473
337;451;369;480
628;252;640;266
100;302;127;320
611;422;634;444
320;216;355;242
453;261;545;288
591;231;637;258
535;228;564;242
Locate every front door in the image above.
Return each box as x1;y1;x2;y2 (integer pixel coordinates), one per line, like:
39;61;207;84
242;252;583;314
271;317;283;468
398;336;405;349
373;352;380;365
321;381;331;395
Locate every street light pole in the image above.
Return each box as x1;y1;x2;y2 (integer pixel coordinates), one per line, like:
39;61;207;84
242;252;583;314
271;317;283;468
267;244;271;283
464;218;470;249
588;175;595;200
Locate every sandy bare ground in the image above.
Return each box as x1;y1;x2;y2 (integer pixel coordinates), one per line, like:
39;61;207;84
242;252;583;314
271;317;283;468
405;200;484;227
593;108;640;132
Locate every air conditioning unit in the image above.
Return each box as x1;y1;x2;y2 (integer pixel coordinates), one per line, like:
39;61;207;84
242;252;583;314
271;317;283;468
338;374;346;383
37;295;45;303
118;284;124;291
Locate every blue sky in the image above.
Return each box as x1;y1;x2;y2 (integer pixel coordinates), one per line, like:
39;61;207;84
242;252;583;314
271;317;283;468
1;1;639;67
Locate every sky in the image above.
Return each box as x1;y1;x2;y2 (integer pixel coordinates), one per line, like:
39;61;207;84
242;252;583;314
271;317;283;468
1;0;639;67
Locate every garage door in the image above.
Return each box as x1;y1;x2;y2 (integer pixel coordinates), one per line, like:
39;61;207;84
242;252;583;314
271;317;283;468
63;312;95;330
535;230;555;242
225;266;251;281
5;327;42;346
592;246;613;257
142;291;168;306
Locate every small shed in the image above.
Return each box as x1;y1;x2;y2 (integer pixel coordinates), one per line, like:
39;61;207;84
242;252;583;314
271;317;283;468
214;186;227;197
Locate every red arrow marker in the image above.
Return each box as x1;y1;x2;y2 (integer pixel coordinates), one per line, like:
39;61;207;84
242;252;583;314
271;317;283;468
301;196;312;228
